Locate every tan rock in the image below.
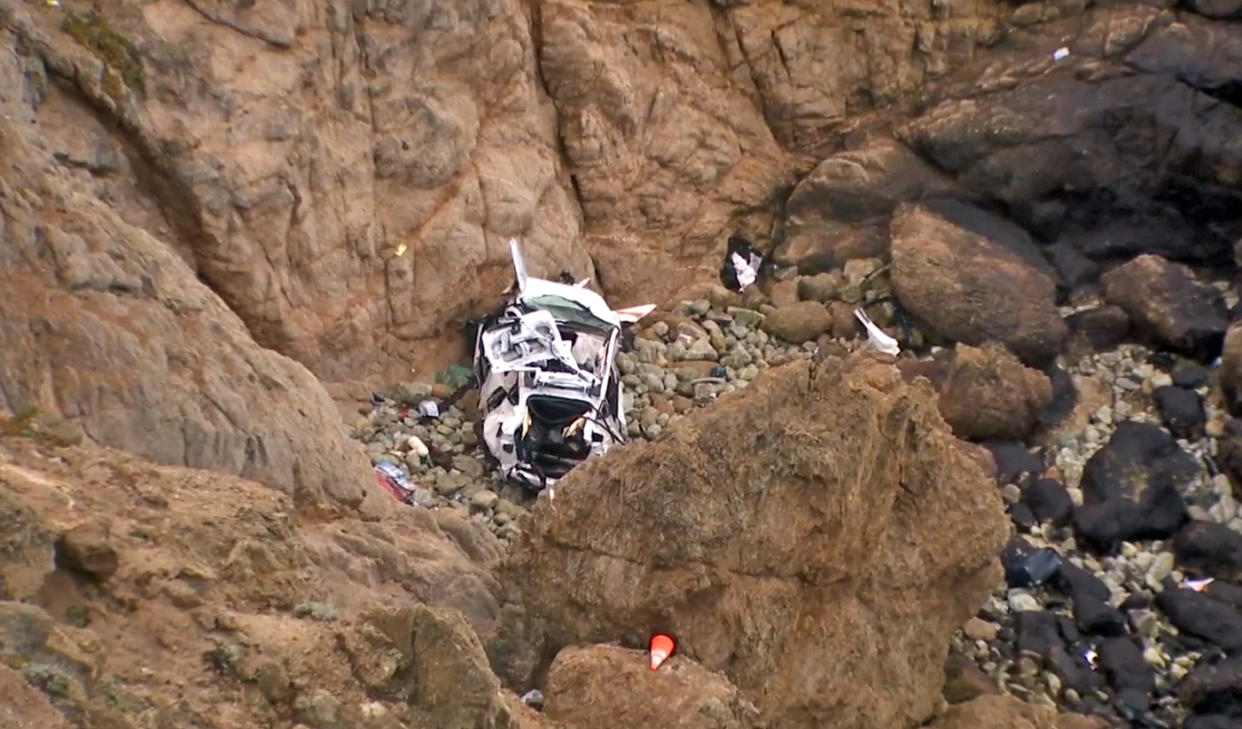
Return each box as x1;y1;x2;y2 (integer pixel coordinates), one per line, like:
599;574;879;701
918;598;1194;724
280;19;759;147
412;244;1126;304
0;488;56;601
491;352;1008;729
928;695;1106;729
1101;254;1229;361
1;0;588;387
780;137;958;269
761;301;835;343
942;652;1000;705
890;204;1067;365
928;695;1057;729
768;279;800;307
963;617;1000;642
937;343;1054;441
829;302;861;340
544;644;759;729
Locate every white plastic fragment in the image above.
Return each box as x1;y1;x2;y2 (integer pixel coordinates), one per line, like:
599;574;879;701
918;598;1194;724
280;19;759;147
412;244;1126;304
406;435;429;458
1084;647;1099;669
417;400;440;419
1053;47;1070;61
853;308;901;356
731;252;757;290
1184;576;1215;592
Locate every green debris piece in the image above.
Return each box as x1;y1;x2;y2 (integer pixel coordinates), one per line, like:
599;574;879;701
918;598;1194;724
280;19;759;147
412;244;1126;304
293;601;338;622
65;605;89;628
22;663;72;698
435;365;474;391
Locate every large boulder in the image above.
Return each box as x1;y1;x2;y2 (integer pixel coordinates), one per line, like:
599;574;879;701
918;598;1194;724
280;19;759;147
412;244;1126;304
779;137;958;269
936;343;1054;442
543;644;759;729
890;203;1067;365
1100;254;1229;361
490;352;1008;729
0;113;373;511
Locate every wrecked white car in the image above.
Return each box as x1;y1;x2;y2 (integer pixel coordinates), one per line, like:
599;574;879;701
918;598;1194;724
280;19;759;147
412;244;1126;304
473;240;653;491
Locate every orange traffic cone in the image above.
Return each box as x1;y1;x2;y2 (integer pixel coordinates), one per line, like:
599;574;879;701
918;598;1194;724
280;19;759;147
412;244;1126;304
649;633;675;671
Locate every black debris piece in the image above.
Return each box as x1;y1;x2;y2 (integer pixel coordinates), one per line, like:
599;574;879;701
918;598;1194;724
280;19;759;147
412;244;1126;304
1003;538;1063;588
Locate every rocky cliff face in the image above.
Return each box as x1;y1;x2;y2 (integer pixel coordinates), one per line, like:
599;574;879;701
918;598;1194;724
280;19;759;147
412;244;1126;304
5;1;1242;728
4;0;1240;492
0;0;1097;387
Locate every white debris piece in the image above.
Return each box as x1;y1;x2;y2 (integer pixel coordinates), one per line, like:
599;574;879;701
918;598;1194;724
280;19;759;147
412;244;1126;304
731;252;757;290
853;308;901;356
406;435;429;458
1053;47;1070;61
1184;576;1215;592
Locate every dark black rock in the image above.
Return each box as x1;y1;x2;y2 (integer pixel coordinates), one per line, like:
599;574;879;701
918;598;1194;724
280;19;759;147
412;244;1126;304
1074;421;1198;550
1023;478;1074;526
1206;581;1242;610
1184;0;1242;21
1174;522;1242;581
1016;610;1064;658
1179;656;1242;719
1074;499;1155;554
1154;385;1208;439
986;442;1044;486
1099;636;1156;694
1174;362;1211;388
1081;421;1201;503
1076;594;1129;637
1057;562;1113;602
1157;588;1242;652
1048;643;1108;695
1053;562;1127;636
1058;614;1082;644
1049;241;1100;291
1184;715;1242;729
1039;365;1077;429
1066;306;1130;351
1009;502;1038;531
1121;592;1154;611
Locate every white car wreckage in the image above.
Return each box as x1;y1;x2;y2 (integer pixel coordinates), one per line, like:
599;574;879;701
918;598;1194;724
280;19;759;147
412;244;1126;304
473;240;655;492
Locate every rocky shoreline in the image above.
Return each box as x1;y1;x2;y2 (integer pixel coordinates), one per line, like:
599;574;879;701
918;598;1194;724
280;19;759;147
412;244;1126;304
350;263;1242;729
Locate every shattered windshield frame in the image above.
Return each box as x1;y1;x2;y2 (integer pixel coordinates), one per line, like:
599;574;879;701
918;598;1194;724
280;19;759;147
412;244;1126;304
524;294;615;334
